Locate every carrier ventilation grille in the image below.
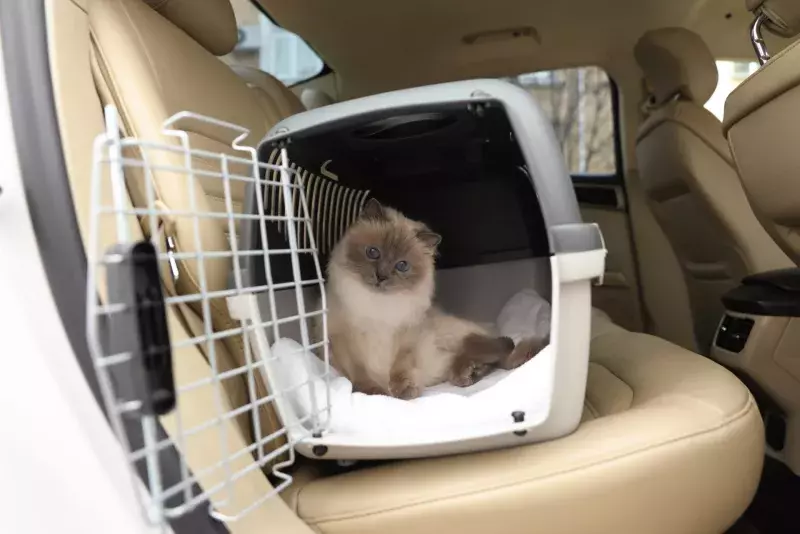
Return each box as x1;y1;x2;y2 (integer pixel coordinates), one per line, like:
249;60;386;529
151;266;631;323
264;148;371;256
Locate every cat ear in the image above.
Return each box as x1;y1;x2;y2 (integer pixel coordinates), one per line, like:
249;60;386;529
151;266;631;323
361;198;387;221
417;231;442;249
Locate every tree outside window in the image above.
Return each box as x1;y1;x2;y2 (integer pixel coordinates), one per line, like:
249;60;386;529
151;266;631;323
504;67;616;175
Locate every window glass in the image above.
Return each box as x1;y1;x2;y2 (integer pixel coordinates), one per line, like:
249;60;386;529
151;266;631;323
504;67;616;175
225;0;324;85
704;60;759;120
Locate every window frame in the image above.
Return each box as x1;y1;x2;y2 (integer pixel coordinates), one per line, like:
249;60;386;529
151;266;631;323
507;66;623;185
570;76;624;186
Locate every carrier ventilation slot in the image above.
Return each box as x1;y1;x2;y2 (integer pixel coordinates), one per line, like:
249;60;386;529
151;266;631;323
264;148;371;257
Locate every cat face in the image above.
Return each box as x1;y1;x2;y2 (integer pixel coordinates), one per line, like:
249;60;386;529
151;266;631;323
338;199;441;294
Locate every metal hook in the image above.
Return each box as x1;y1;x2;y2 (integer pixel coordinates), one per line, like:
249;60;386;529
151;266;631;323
751;13;771;65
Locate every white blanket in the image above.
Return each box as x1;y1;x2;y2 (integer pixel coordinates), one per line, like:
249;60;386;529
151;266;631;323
265;290;608;441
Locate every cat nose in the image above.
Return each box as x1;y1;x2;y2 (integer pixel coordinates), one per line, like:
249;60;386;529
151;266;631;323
376;272;388;283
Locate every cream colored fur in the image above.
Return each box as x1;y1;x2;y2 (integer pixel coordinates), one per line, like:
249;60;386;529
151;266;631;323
326;262;488;392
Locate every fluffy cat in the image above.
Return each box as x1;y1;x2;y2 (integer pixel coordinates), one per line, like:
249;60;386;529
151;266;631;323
323;198;536;400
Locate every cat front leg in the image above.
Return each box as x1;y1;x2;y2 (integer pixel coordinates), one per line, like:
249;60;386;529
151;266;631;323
348;353;389;395
389;346;421;400
353;379;389;396
329;335;389;395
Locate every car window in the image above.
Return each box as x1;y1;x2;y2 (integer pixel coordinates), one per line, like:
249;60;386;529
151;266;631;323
504;67;617;176
225;0;325;86
704;60;759;120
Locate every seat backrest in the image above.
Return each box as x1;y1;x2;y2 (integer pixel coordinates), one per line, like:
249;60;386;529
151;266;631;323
300;88;335;109
231;64;306;115
634;27;791;352
88;0;304;459
724;0;800;266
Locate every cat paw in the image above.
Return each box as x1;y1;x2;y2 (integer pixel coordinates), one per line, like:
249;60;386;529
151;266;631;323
360;385;387;396
449;360;493;387
388;375;421;400
353;380;388;396
498;336;547;370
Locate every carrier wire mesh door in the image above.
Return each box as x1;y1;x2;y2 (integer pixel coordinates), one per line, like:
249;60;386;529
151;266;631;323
86;105;332;524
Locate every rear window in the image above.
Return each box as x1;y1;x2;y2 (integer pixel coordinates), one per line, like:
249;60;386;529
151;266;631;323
503;67;616;176
704;60;759;120
225;0;325;85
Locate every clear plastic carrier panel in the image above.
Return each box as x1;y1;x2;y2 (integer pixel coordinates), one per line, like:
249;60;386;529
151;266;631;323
239;79;605;460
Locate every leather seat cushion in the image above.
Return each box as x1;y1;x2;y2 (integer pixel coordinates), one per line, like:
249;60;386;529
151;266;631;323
282;326;763;534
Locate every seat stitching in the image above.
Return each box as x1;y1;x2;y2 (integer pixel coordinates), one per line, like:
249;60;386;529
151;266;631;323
305;396;757;524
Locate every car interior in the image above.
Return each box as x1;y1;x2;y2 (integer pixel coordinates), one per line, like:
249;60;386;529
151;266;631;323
8;0;800;532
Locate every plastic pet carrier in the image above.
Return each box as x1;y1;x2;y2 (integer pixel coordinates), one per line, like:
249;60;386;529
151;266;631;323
236;79;606;460
86;79;604;523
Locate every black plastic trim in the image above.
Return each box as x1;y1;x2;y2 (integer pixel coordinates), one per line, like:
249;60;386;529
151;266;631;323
0;2;226;532
573;183;621;209
568;77;625;187
715;314;754;353
742;267;800;292
610;77;625;188
723;269;800;317
571;174;618;185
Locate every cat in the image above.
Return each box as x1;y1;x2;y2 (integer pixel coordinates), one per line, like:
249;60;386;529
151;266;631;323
322;198;537;400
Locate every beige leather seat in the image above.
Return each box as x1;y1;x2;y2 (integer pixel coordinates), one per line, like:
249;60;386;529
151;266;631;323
724;0;800;267
232;65;334;111
301;88;335;109
52;0;763;532
634;27;792;353
231;64;306;117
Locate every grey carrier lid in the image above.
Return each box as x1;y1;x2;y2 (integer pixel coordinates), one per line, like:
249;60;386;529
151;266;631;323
237;79;603;290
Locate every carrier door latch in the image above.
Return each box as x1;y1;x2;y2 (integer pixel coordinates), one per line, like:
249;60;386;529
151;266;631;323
105;240;176;416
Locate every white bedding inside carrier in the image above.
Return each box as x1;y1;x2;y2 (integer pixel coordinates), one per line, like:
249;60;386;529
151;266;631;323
266;295;613;451
266;285;553;444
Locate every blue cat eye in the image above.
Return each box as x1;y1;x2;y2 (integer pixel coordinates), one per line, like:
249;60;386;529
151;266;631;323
366;246;381;260
395;260;409;272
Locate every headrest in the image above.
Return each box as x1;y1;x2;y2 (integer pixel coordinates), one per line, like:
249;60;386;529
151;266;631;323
634;27;718;106
747;0;800;37
144;0;238;56
301;88;335;109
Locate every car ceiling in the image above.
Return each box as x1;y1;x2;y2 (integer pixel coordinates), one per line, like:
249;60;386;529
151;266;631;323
258;0;791;98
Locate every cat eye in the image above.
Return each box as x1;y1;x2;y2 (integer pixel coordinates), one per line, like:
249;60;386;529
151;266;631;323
366;246;381;260
395;260;409;272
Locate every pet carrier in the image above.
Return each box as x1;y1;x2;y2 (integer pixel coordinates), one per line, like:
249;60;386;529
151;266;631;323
87;79;604;523
235;79;606;460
